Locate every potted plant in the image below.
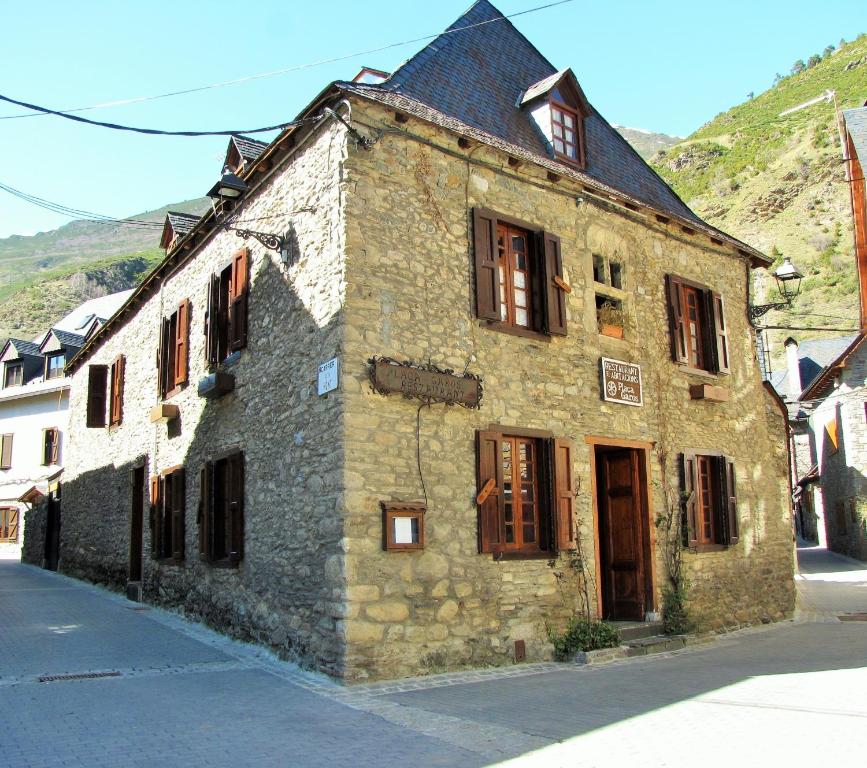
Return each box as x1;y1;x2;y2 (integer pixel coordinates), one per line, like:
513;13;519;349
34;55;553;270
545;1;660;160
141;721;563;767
597;300;625;339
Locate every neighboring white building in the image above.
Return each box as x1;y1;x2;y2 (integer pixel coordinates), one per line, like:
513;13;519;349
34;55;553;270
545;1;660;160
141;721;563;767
0;291;131;559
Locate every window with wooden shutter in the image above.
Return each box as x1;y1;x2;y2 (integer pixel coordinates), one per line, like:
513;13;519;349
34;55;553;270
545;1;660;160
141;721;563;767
679;452;698;548
205;274;221;365
712;294;730;374
42;428;59;466
152;467;185;562
109;355;125;426
0;507;19;542
157;301;191;398
680;452;739;549
86;365;108;427
201;452;244;566
175;300;190;386
666;275;730;374
553;438;577;550
476;430;504;553
199;463;213;560
227;452;245;563
228;248;249;352
722;457;739;545
149;475;159;558
666;276;688;364
0;434;12;470
170;467;186;560
472;208;568;337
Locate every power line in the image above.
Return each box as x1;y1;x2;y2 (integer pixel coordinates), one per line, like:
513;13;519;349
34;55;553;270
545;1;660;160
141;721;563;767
757;324;859;332
0;0;576;121
0;93;321;137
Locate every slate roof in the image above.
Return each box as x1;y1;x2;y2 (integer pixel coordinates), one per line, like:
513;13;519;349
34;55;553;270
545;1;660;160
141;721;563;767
362;0;704;229
231;136;268;164
769;335;859;401
5;339;41;358
521;70;570;105
843;107;867;167
50;329;86;350
801;333;866;400
166;211;199;237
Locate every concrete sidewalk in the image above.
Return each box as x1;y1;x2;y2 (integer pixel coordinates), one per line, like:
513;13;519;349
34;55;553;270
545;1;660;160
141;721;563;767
1;547;866;767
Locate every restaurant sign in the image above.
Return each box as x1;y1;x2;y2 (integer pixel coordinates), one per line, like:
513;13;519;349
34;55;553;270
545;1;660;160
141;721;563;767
369;356;482;409
600;357;643;407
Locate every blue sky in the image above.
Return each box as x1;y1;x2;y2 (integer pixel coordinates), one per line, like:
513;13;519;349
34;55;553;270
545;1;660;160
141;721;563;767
0;0;863;238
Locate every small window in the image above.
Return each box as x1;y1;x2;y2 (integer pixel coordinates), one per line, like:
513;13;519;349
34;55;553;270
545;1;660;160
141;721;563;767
150;467;185;562
42;428;59;466
596;296;625;338
592;254;624;289
473;209;568;337
206;248;249;366
109;355;125;426
0;434;13;469
476;430;575;556
681;453;738;548
0;507;19;542
666;275;730;374
45;352;65;381
86;365;108;428
158;300;190;398
609;262;622;290
199;452;244;565
382;502;425;551
4;362;22;388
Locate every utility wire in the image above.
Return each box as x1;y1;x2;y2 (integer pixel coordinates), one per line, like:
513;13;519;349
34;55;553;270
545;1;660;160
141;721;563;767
0;93;320;136
0;0;576;121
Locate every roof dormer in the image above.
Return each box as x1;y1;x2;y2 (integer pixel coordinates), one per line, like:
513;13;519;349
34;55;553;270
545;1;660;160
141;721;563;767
159;211;200;251
223;135;268;175
352;67;390;85
521;68;591;168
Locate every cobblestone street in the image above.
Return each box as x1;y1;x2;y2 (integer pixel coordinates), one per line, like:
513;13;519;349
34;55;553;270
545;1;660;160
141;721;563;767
1;546;865;767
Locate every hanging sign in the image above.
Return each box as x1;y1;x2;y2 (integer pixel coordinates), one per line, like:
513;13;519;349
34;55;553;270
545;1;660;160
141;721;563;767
369;356;482;409
600;357;643;407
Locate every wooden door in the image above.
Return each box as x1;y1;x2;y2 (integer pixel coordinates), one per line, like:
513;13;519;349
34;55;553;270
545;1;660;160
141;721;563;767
598;449;645;620
129;466;144;583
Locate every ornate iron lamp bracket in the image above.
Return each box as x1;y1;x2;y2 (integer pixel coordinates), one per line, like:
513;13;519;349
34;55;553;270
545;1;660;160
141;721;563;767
234;228;283;252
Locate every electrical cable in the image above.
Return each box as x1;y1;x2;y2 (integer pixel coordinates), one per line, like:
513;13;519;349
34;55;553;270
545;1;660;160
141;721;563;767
0;93;321;136
0;0;577;121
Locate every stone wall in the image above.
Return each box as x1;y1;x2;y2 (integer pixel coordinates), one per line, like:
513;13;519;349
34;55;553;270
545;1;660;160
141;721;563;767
21;500;45;566
337;98;794;681
60;120;351;675
817;341;867;561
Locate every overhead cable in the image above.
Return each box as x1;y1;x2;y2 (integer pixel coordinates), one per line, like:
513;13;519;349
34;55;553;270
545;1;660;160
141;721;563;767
0;0;576;121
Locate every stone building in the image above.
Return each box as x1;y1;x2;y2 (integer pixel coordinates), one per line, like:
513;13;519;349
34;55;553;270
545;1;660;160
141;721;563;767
60;0;794;681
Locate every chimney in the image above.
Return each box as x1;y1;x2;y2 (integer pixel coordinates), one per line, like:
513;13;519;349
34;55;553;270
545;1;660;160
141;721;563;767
784;337;802;399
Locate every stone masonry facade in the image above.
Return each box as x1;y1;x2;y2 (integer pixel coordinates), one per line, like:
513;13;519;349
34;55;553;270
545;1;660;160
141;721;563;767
59;101;795;683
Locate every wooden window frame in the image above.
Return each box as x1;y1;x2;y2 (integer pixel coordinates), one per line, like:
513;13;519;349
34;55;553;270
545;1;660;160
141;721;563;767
680;451;739;551
41;427;60;466
666;274;730;376
158;299;191;399
4;362;23;388
381;502;426;551
473;209;567;339
198;451;244;567
0;433;12;470
476;426;576;558
44;351;66;381
109;355;125;427
0;507;19;542
549;99;586;167
86;365;108;428
150;465;186;564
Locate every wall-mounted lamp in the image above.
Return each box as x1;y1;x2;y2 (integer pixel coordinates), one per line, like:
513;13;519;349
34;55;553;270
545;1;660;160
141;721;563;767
232;224;298;268
750;256;804;320
207;170;249;200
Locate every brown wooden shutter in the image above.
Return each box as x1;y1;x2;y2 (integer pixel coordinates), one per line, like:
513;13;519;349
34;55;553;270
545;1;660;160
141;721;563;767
205;274;220;365
722;457;739;546
149;475;159;557
110;355;125;426
171;468;186;560
86;365;107;428
199;463;213;561
553;437;577;551
229;248;249;352
49;429;59;464
7;508;19;541
158;317;171;397
227;452;245;564
679;452;698;547
472;209;501;321
476;430;504;553
666;276;688;364
0;435;11;469
712;293;730;374
540;231;568;336
175;299;190;386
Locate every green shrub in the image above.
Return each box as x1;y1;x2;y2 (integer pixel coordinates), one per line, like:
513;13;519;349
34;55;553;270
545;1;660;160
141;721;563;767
548;617;622;658
661;586;693;635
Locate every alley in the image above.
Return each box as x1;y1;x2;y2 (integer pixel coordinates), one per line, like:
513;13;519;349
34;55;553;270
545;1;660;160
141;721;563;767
1;547;866;768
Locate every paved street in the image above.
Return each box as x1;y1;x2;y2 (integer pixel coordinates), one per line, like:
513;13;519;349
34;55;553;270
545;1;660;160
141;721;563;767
1;546;866;768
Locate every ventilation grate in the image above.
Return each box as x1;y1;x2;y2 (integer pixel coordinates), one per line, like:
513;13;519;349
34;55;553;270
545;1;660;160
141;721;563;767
38;671;122;683
838;613;867;622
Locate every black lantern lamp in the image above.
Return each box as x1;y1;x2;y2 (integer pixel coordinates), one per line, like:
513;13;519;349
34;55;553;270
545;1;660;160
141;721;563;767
750;256;804;320
207;170;249;200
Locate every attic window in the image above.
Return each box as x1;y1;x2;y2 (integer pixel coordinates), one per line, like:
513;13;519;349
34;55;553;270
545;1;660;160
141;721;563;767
551;102;580;162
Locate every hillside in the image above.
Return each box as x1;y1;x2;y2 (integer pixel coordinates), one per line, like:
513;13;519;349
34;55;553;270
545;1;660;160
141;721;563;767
651;35;867;368
0;198;208;341
615;126;681;159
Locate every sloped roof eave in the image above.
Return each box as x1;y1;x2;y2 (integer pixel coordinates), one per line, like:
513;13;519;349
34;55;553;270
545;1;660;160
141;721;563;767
800;332;867;400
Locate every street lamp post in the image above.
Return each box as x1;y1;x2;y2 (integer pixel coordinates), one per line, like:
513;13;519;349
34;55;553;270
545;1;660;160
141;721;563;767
750;256;804;320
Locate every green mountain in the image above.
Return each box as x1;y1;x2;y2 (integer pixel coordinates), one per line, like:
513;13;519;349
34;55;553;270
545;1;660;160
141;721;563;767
0;198;208;341
651;35;867;367
614;126;681;160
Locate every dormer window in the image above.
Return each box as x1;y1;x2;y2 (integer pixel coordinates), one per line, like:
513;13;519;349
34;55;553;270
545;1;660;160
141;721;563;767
4;362;22;388
45;352;65;380
521;69;590;169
